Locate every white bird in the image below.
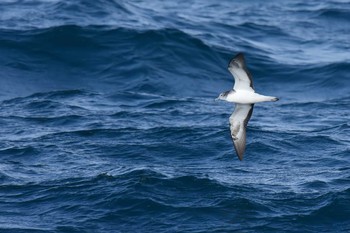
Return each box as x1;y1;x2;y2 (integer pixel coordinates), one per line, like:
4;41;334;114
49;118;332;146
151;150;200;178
216;53;278;160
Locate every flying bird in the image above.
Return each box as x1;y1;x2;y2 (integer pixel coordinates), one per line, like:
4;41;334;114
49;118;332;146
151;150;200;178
216;53;278;160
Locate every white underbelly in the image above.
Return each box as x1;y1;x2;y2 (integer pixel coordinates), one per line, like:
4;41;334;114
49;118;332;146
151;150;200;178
227;90;271;104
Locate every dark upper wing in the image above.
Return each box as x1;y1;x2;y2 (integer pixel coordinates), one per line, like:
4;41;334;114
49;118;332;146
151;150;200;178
228;53;254;92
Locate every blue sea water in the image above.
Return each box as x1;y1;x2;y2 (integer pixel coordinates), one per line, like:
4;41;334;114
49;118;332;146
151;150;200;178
0;0;350;232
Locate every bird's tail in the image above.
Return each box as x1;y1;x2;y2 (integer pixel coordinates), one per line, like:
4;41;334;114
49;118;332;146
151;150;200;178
266;96;279;102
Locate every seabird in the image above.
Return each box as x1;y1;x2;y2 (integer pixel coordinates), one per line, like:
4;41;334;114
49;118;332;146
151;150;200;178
216;53;278;160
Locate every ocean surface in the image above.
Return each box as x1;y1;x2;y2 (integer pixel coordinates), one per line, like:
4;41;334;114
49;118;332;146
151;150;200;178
0;0;350;232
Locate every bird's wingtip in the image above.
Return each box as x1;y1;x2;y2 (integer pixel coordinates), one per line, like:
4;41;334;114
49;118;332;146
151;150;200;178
233;143;245;161
234;52;244;59
228;52;246;70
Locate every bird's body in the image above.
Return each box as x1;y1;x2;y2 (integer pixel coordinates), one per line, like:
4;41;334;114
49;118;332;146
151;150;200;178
225;90;278;104
217;53;278;160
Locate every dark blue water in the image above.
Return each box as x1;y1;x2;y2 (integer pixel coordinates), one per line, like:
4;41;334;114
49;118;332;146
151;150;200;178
1;0;350;232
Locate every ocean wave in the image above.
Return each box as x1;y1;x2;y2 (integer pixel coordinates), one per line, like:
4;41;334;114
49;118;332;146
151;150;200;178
0;146;38;157
0;0;133;30
0;25;227;99
295;188;350;225
1;23;349;100
3;168;348;232
316;8;350;21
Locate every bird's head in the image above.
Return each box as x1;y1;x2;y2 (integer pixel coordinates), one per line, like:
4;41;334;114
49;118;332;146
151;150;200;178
215;91;231;101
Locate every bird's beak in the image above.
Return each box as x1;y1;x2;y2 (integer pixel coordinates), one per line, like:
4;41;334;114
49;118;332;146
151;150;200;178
215;97;220;101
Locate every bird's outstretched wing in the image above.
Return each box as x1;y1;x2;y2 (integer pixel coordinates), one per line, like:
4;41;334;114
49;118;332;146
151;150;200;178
228;53;254;92
229;104;254;160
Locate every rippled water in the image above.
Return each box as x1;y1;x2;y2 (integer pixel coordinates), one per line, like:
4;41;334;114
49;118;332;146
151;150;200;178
0;0;349;232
